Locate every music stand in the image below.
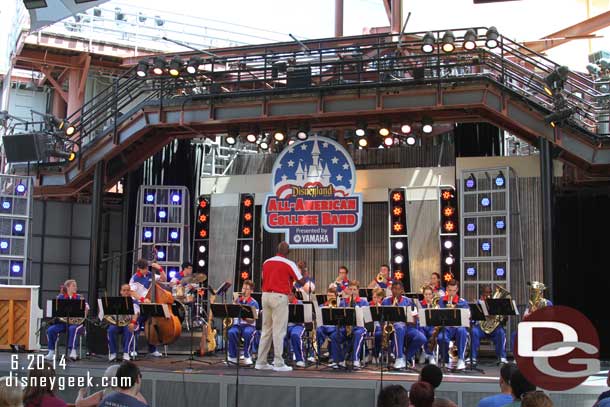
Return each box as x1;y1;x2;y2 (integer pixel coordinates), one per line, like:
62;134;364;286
484;298;519;365
404;292;424;302
369;306;413;372
315;294;327;306
359;289;373;301
321;307;356;371
467;303;487;373
420;308;468;372
98;297;135;360
50;299;87;361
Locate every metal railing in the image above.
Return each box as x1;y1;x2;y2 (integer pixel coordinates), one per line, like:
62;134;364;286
12;29;610;161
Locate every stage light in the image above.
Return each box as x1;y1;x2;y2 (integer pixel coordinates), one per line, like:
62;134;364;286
394;254;404;264
443;206;455;217
170;230;179;240
68;151;76;161
466;223;476;232
199;199;208;209
2;201;10;210
242;226;251;236
422;118;433;134
392;191;403;202
543;66;569;96
393;206;402;216
465;174;476;189
136;60;149;77
157;250;165;260
152;57;166;75
186;56;202;74
394;271;404;280
155;15;164;26
243;244;251;253
244;212;253;221
406;135;416;146
288;139;295;145
441;190;452;201
246;132;258;143
199;229;207;238
379;124;391;137
495;219;505;230
0;241;8;250
259;137;269;150
241;271;250;280
445;255;454;265
171;193;181;203
393;222;404;233
394;240;404;250
296;130;308;141
441;31;455;53
168;57;182;77
168;268;177;279
357;137;368;148
383;136;394;147
226;134;237;145
158;209;167;219
143;230;153;239
273;131;285;142
400;123;412;134
485;26;499;49
463;28;477;50
443;240;453;249
495;171;505;187
198;259;205;267
495;267;505;277
355;121;367;137
243;257;251;266
480;197;490;207
198;244;206;253
443;220;455;233
422;32;435;53
243;197;253;208
544;107;575;128
14;223;23;233
466;267;476;276
145;193;154;203
11;263;21;274
15;184;26;194
481;241;491;251
586;63;601;76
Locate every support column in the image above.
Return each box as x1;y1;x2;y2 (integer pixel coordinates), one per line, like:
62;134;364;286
391;0;402;34
67;67;84;119
51;90;67;119
334;0;343;37
88;161;104;310
539;137;554;300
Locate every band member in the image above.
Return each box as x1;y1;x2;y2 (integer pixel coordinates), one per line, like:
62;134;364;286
107;284;140;362
511;281;553;351
419;285;437;365
470;285;508;365
330;280;369;369
368;264;393;291
381;281;426;369
294;261;315;301
430;272;445;296
285;291;307;367
437;279;469;370
329;266;350;294
316;287;338;357
169;262;193;286
45;279;89;361
129;258;167;357
227;280;260;366
369;288;385;362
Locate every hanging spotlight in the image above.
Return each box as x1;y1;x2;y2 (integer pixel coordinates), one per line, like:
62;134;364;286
441;31;455;53
358;137;368;148
296;124;309;140
405;135;416;146
422;118;433;134
226;134;237;146
168;57;182;77
494;171;505;187
485;26;499;49
186;56;202;74
463;29;477;50
273;130;285;142
136;60;149;78
543;66;569;96
152;57;166;75
544;107;575;128
422;32;435;53
400;123;412;134
259;137;270;150
65;123;76;136
379;122;391;137
383;136;394;147
355;121;367;137
465;173;476;189
246;132;258;143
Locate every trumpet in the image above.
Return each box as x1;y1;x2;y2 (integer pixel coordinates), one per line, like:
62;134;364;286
328;297;338;307
376;273;385;283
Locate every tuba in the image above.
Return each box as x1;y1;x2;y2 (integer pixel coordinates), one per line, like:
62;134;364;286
104;314;131;327
528;281;549;313
480;285;511;335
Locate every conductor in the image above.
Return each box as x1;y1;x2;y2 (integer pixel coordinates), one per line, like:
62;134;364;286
255;241;306;372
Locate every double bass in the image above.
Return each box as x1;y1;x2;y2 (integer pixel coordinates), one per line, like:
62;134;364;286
144;260;182;346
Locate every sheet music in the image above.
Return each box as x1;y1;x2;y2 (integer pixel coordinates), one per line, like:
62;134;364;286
512;300;519;315
460;308;472;326
357;307;372;327
479;301;490;316
303;303;313;323
97;299;105;319
311;301;323;327
46;300;53;318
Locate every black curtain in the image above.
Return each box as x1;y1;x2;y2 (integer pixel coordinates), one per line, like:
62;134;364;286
554;187;610;359
454;122;502;157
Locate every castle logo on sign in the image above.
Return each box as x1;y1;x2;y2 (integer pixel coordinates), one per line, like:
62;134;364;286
262;135;362;248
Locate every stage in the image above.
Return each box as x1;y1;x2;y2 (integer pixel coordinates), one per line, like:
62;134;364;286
1;352;606;407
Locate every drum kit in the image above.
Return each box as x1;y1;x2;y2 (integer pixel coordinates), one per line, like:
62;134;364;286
167;273;209;331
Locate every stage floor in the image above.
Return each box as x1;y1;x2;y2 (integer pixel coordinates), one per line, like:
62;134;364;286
1;352;607;407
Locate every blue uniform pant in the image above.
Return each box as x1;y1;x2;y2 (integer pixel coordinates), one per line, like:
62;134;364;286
405;326;427;361
108;325;136;354
285;325;305;362
47;323;84;351
471;325;506;360
330;326;366;362
316;325;336;352
419;326;435;356
391;322;407;359
228;324;257;358
137;315;157;353
438;327;468;361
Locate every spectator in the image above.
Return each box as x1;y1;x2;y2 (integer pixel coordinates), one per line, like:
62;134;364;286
503;369;536;407
521;391;553;407
377;385;409;407
23;363;67;407
419;365;455;407
594;370;610;407
0;376;23;407
75;365;147;407
409;381;434;407
476;362;517;407
99;361;147;407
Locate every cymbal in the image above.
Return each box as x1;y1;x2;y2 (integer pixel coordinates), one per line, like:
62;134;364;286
182;273;207;284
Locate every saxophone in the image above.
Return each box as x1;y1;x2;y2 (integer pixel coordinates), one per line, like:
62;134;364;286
480;285;511;335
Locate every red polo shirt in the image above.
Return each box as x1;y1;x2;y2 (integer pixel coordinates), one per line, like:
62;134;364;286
262;255;302;295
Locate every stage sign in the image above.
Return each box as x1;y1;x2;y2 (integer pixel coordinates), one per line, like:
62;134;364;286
263;135;362;248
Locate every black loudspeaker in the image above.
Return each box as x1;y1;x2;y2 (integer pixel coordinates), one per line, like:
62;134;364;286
287;66;311;88
2;133;47;162
85;320;109;355
413;67;425;80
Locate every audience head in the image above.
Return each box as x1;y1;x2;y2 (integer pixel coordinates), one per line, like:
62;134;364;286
376;385;408;407
0;376;23;407
115;361;142;393
277;241;290;256
102;364;120;397
419;364;443;389
432;399;457;407
510;369;536;400
521;391;553;407
499;362;518;391
409;381;434;407
23;362;57;405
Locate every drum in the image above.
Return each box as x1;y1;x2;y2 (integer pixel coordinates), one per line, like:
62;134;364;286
185;293;194;303
171;300;187;324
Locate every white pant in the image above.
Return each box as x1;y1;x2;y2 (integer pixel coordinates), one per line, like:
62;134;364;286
257;292;289;366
